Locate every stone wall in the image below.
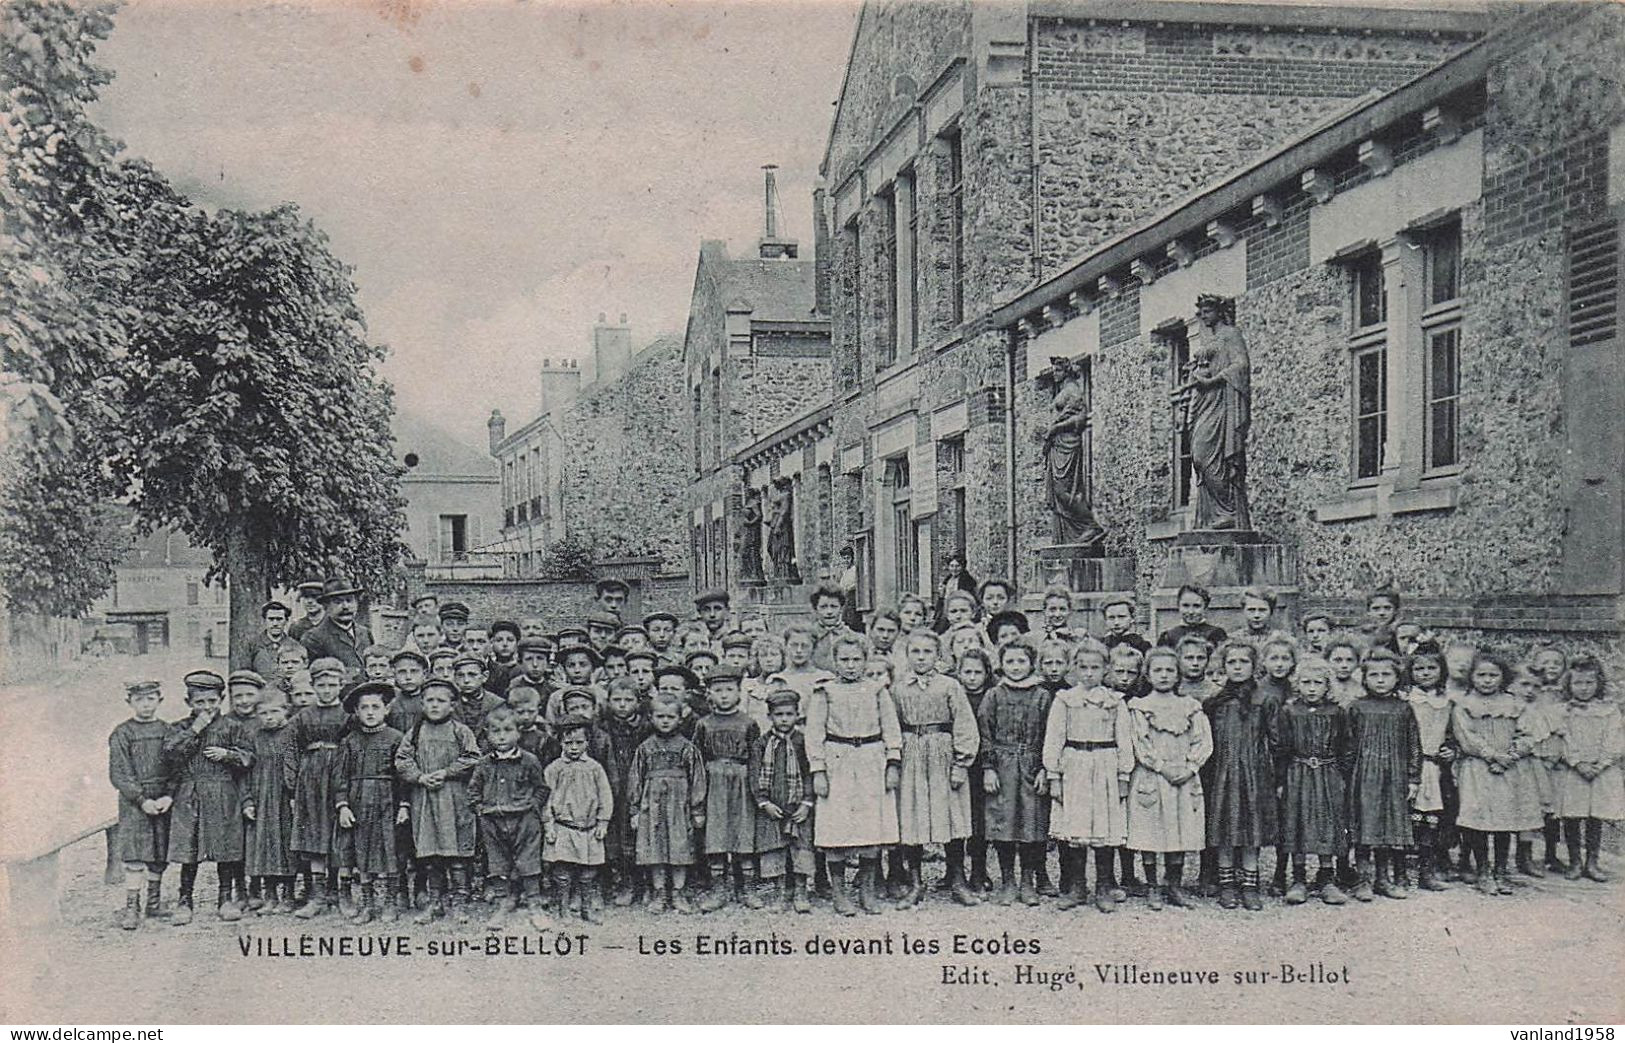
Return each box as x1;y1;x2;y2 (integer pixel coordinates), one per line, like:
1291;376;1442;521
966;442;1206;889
554;336;690;572
734;353;830;448
423;574;693;632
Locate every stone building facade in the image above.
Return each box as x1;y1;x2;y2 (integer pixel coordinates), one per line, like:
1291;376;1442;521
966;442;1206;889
489;328;692;579
392;410;502;577
683;226;831;602
821;0;1482;613
989;3;1623;661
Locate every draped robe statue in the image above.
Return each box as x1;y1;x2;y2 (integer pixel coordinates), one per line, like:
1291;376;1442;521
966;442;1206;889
1042;356;1105;546
1178;295;1252;531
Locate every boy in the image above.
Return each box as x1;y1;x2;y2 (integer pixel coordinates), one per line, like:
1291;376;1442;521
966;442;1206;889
978;579;1016;624
624;648;659;708
438;601;471;650
506;685;549;758
599;677;650;905
109;680;174;929
289;579;327;640
1157;584;1228;650
470;706;550;929
487;619;523;692
809;583;862;673
226;670;264;728
548;642;603;724
519;617;549;641
1301;612;1334;656
243;689;297;915
288;658;352;918
463;627;490;662
643;611;680;664
585;611;620;653
602;645;630;683
720;631;753;674
1040;586;1080;645
693;665;763;911
386;648;429;733
543;713;615;924
695;590;733;650
162;669;254;925
248;600;296;681
866;609;902;664
408;619;443;656
332;681;405;924
753;689;815;913
655;663;704;731
615;624;651;655
508;636;555;699
1100;595;1150;654
274;641;310;686
427;646;457;685
452;652;504;741
395;678;482;925
685;649;718;687
362;644;395;684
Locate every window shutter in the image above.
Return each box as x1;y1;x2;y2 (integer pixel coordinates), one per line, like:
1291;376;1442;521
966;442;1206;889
470;514;484;552
1570;218;1620;348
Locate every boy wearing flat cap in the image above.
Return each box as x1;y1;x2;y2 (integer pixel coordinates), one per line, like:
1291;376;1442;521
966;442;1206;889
642;611;680;664
438;602;470;650
451;652;505;743
163;669;255;925
543;713;615;924
753;688;816;913
585;611;620;654
694;665;763;911
289;580;327;640
593;577;631;619
110;680;174;929
386;648;429;734
486;619;523;692
508;636;555;701
694;590;733;651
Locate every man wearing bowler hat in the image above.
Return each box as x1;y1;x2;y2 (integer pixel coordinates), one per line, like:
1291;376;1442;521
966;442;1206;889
299;577;376;678
288;580;327;640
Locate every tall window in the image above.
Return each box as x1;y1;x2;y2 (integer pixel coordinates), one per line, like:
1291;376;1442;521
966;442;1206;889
1160;325;1193;508
186;579;199;606
939;436;966;554
845;218;863;388
1421;222;1462;471
1349;252;1388;480
886;454;916;594
904;168;919;356
711;367;723;465
439;514;469;562
878;186;898;367
945;130;965;325
691;384;703;473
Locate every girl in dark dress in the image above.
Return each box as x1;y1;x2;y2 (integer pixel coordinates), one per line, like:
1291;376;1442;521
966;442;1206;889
1203;640;1277;911
1342;647;1422;901
286;659;352;919
955;648;996;892
977;636;1052;907
1271;656;1349;906
332;682;406;924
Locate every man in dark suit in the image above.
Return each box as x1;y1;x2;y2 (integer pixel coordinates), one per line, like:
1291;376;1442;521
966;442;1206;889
299;577;375;678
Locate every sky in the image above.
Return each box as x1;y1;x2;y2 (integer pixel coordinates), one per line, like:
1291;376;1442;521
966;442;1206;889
88;0;860;448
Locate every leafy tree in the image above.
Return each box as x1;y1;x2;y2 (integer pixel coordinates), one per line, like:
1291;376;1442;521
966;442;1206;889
108;175;407;664
537;531;598;580
0;0;131;618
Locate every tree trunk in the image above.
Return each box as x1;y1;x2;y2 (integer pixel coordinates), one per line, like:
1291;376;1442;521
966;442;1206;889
225;526;270;669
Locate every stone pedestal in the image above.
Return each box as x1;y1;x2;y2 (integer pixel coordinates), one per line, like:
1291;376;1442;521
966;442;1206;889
1033;543;1136;594
1152;530;1300;637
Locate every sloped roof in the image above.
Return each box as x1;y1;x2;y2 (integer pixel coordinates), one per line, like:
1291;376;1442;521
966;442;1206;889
393;410;498;480
718;255;820;324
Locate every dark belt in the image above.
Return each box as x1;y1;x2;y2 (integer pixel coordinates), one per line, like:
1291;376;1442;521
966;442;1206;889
1294;755;1334;769
825;733;883;747
1066;739;1116;751
903;723;952;736
305;741;339;751
554;819;598;831
708;754;748;764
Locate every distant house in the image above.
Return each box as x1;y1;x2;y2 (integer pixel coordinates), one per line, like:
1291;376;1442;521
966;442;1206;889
90;525;229;656
393;411;503;578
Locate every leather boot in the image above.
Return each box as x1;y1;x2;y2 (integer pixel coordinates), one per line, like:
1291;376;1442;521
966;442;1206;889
739;867;765;910
699;862;731;913
1516;840;1545;878
1018;866;1041;907
145;878;170;920
894;856;923;910
829;865;856;917
293;875;326;919
450;866;473;924
118;891;141;931
217;878;242;922
1374;860;1406;900
857;860;884;915
948;859;981;907
171;891;194;927
379;878;400;923
1418;849;1448;891
1056;852;1086;911
413;876;443;924
353;881;377;924
792;876;812;914
1351;856;1375;902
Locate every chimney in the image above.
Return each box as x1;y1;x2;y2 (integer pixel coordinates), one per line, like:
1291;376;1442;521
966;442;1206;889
758;164;800;260
539;357;582;416
591;313;632;385
487;409;506;454
812;177;831;316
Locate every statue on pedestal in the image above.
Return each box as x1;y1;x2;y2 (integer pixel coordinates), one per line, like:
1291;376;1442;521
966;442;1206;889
766;477;798;582
738;488;764;582
1041;355;1105;546
1174;293;1252;531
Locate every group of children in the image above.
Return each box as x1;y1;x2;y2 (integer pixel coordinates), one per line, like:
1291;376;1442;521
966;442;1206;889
107;581;1622;930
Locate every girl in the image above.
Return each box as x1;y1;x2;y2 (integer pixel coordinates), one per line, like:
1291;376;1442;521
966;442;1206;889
1529;653;1572;872
286;669;315;712
243;690;298;916
1239;586;1282;645
890;630;980;908
694;668;764;912
1257;637;1297;708
627;691;708;914
956;649;996;893
865;656;895;688
1043;642;1132;914
1301;613;1333;657
1443;640;1477;701
1556;656;1622;882
1272;657;1349;906
805;634;902;916
163;670;255;925
894;595;930;677
1342;647;1421;901
1404;640;1457;889
332;682;405;924
394;679;483;924
944;623;994;677
1126;646;1212;911
287;658;353;919
1452;651;1545;894
1326;637;1364;708
772;622;834;720
543;715;615;924
744;634;787;730
1203;639;1276;911
977;636;1052;906
598;677;651;907
1508;664;1562;877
